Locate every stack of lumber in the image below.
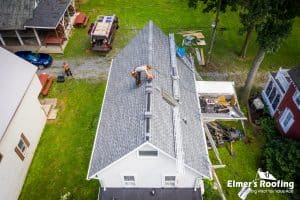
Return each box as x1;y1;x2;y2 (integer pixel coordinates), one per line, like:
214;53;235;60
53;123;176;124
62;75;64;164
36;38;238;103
40;98;58;120
38;73;54;96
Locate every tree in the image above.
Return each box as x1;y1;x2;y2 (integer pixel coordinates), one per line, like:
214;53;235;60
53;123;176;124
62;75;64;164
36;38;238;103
188;0;237;64
260;117;300;198
238;0;269;58
241;0;298;103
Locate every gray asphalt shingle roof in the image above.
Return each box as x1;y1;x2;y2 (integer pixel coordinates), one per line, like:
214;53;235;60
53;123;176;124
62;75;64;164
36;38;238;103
288;66;300;90
24;0;72;28
0;0;35;30
88;22;211;179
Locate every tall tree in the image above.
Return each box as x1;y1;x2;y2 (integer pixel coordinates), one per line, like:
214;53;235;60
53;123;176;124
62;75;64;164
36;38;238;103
188;0;237;65
241;0;298;103
238;0;269;58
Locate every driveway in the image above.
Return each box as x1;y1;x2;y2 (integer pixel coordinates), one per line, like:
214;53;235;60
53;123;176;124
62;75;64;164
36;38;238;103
37;57;112;79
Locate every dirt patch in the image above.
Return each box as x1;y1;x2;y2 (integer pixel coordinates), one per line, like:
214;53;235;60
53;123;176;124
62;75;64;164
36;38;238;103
199;70;269;88
38;57;111;80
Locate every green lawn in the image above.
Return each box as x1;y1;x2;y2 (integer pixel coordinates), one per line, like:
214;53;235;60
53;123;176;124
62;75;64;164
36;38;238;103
19;79;105;200
63;0;300;73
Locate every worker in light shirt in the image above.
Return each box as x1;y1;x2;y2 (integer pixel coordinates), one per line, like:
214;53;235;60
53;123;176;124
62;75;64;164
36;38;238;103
131;65;154;86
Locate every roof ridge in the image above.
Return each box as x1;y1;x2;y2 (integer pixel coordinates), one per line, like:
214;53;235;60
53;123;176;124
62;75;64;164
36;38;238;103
169;34;185;175
144;21;154;141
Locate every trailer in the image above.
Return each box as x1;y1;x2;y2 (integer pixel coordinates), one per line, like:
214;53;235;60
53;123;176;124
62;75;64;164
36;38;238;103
88;15;119;52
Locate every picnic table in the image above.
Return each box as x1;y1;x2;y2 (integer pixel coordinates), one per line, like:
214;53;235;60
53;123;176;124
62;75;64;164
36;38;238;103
74;13;90;27
44;33;64;46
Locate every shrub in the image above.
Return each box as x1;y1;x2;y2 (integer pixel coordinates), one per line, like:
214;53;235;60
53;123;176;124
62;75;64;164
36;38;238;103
203;180;222;200
260;116;300;199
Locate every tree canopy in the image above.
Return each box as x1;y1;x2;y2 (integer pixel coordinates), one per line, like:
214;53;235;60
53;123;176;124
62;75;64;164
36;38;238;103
260;117;300;199
188;0;238;12
241;0;299;102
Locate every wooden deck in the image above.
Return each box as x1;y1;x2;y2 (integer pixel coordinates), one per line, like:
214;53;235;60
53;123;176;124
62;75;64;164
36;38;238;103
98;188;202;200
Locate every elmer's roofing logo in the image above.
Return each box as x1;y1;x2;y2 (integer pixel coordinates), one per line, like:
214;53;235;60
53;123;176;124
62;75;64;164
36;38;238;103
227;169;294;200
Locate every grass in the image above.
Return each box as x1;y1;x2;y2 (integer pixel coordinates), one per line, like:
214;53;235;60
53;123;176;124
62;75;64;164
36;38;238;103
19;79;106;200
61;0;300;73
209;120;290;200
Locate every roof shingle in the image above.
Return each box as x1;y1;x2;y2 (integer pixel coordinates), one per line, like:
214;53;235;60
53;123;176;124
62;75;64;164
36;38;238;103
88;22;211;179
288;66;300;90
0;0;35;30
24;0;72;29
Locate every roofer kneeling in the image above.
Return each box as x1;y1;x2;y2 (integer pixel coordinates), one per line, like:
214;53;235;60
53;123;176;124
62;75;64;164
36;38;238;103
131;65;154;86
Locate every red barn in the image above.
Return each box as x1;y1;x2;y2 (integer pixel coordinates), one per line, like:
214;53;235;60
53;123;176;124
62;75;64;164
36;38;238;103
262;66;300;140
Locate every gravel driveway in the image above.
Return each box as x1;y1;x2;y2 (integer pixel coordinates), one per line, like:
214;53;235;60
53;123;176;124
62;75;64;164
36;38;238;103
37;57;112;79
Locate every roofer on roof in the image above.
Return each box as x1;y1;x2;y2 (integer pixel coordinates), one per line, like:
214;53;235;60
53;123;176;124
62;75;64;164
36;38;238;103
131;65;154;86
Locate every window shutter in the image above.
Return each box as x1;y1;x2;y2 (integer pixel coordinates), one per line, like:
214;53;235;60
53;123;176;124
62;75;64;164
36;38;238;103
21;133;30;147
15;147;25;161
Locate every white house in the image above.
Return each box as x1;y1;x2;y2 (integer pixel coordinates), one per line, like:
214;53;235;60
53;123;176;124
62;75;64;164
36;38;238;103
0;47;47;200
87;22;212;200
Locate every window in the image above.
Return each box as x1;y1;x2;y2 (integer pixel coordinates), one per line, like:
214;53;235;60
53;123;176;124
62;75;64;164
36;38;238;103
138;150;158;157
279;108;294;133
15;133;30;161
123;175;135;186
266;81;273;96
293;91;300;110
18;140;26;152
268;87;276;102
272;94;281;110
164;176;176;186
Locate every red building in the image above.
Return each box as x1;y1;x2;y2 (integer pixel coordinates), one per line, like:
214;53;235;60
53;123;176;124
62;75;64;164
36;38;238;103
262;66;300;140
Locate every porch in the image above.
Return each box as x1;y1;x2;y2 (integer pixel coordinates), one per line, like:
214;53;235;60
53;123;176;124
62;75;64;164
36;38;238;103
0;0;77;53
98;188;202;200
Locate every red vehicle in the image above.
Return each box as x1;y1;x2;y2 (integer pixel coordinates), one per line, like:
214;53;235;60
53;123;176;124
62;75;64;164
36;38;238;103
88;15;118;52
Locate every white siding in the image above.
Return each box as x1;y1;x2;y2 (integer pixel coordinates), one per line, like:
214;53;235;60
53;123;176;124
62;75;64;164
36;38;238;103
0;74;46;200
95;143;202;188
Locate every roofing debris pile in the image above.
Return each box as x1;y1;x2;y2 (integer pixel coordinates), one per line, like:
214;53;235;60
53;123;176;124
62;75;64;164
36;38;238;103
177;30;206;66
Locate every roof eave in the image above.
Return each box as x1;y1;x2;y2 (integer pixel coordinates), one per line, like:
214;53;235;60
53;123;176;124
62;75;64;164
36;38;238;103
23;25;57;29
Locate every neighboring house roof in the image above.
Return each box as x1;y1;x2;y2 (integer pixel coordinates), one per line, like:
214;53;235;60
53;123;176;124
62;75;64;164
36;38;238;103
88;22;211;179
24;0;72;29
288;66;300;90
0;47;37;140
0;0;35;30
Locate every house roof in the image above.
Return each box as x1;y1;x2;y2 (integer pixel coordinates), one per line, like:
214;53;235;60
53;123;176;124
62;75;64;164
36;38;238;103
88;22;211;179
0;47;37;140
196;81;235;95
288;66;300;90
0;0;35;30
24;0;72;29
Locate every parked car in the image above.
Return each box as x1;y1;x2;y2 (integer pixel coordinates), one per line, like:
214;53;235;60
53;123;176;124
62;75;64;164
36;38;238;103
15;51;52;69
88;15;119;52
